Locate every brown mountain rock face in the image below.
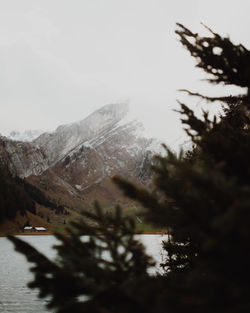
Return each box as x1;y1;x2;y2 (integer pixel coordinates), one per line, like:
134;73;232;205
53;118;155;193
0;136;49;178
34;103;130;165
1;103;160;212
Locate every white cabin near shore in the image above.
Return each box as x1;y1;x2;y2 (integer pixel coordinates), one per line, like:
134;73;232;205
34;227;47;232
23;226;47;232
24;226;33;232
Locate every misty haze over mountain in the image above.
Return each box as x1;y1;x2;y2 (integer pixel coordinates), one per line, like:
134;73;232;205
1;1;248;150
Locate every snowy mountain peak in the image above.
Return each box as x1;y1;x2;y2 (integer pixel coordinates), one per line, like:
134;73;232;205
34;102;134;164
78;102;130;134
0;102;161;200
95;102;129;119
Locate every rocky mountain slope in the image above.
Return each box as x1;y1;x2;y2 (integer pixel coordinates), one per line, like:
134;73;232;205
34;103;131;165
53;115;156;192
0;136;49;178
0;103;161;225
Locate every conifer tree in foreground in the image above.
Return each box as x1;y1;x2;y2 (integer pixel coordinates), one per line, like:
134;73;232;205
8;24;250;313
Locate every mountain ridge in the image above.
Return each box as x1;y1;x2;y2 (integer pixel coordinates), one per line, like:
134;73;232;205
0;102;161;229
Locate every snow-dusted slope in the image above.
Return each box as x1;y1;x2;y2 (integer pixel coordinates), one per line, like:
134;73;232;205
34;103;130;165
0;136;49;178
1;103;161;194
0;102;165;217
52;104;159;191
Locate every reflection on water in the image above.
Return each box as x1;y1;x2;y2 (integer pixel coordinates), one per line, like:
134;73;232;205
0;234;166;313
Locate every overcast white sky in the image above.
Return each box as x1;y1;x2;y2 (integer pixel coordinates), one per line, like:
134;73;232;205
0;0;249;148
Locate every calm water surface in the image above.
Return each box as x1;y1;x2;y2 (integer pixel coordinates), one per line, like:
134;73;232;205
0;235;166;313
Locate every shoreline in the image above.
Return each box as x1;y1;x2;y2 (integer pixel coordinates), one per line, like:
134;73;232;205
11;231;167;236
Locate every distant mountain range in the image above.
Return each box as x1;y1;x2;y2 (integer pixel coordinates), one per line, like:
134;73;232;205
8;129;44;142
0;103;162;229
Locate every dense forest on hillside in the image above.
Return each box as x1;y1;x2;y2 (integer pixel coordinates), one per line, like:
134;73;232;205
19;178;67;214
0;167;36;223
0;166;70;226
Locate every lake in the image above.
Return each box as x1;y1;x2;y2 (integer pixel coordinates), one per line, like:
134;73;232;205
0;234;167;313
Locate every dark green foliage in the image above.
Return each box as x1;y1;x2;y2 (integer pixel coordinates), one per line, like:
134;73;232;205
0;167;36;223
176;23;250;89
19;179;66;214
63;155;70;167
8;24;250;312
115;24;250;312
24;220;31;227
